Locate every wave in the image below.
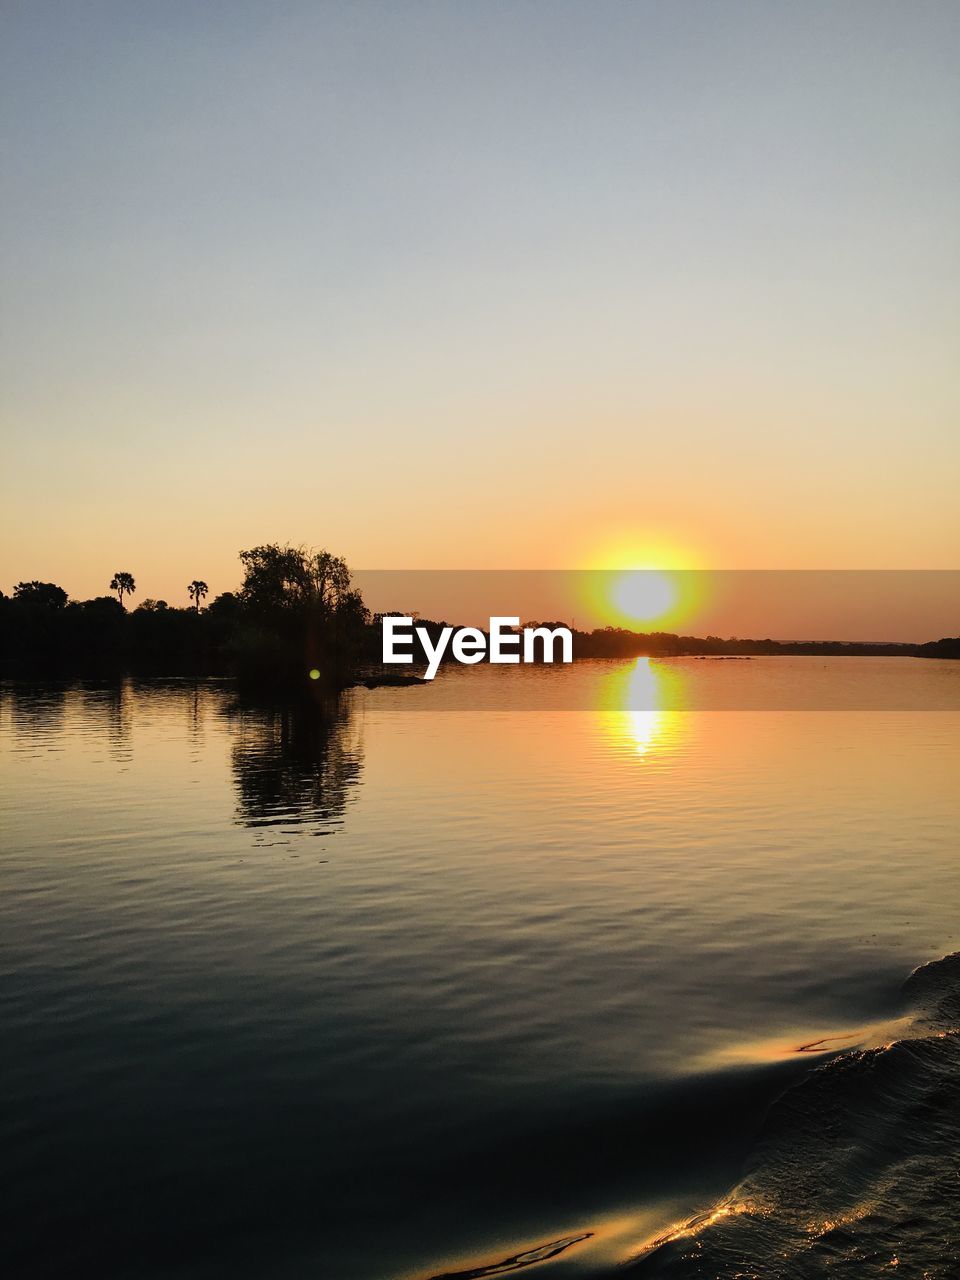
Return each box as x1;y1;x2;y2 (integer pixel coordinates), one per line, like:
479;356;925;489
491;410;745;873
416;953;960;1280
429;1234;593;1279
624;951;960;1278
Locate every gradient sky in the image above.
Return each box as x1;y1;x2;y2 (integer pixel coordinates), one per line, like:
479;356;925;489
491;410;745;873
2;1;958;608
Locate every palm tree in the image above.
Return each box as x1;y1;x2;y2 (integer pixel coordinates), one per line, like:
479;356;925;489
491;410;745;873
188;579;208;612
109;571;136;609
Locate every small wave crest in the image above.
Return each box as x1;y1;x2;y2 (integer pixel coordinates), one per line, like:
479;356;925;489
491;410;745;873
427;1233;592;1278
626;951;960;1277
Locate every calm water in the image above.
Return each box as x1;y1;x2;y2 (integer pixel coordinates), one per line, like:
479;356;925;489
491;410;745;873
2;660;959;1278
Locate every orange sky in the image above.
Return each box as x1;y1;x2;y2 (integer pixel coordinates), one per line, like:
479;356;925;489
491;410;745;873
1;5;958;610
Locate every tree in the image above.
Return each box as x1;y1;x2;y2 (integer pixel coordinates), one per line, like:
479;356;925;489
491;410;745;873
109;572;136;609
13;581;68;608
206;591;239;616
238;544;353;616
238;544;310;612
187;580;208;612
234;544;368;688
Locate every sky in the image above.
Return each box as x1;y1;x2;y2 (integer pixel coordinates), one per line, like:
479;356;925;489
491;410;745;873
1;1;958;612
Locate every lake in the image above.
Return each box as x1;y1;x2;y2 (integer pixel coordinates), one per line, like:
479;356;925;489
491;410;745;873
3;659;959;1278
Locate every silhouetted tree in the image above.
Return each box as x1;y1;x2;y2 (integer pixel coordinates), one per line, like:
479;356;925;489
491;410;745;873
109;572;136;609
207;591;239;615
188;580;208;612
13;581;68;608
237;545;360;615
233;544;368;688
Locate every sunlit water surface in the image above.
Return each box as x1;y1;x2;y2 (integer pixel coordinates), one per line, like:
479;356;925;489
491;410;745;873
2;660;959;1278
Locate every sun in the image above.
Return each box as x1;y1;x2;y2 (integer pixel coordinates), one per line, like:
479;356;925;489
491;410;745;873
611;570;677;624
575;532;705;630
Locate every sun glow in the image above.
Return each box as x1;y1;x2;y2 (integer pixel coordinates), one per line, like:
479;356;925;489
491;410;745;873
577;532;707;631
611;570;678;625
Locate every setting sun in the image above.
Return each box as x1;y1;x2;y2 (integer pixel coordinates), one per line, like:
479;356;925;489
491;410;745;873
611;570;678;625
574;531;708;631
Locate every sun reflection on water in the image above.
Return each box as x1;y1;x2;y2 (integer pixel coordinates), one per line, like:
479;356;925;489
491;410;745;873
599;657;690;759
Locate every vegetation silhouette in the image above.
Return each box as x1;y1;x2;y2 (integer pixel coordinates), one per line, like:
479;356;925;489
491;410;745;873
1;548;957;685
375;618;960;665
916;636;960;659
14;581;68;609
109;572;136;609
0;544;369;692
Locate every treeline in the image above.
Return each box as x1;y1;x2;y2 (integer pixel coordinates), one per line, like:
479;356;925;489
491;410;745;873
0;546;369;691
2;554;957;685
915;636;960;659
570;626;943;659
368;619;959;663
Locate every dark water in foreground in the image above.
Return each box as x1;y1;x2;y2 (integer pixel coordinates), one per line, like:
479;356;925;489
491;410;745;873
2;661;959;1278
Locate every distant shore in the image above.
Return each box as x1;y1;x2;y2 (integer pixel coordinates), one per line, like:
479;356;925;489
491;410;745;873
1;620;957;685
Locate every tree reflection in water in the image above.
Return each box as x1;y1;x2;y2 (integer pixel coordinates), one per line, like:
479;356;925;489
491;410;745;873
230;693;364;839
